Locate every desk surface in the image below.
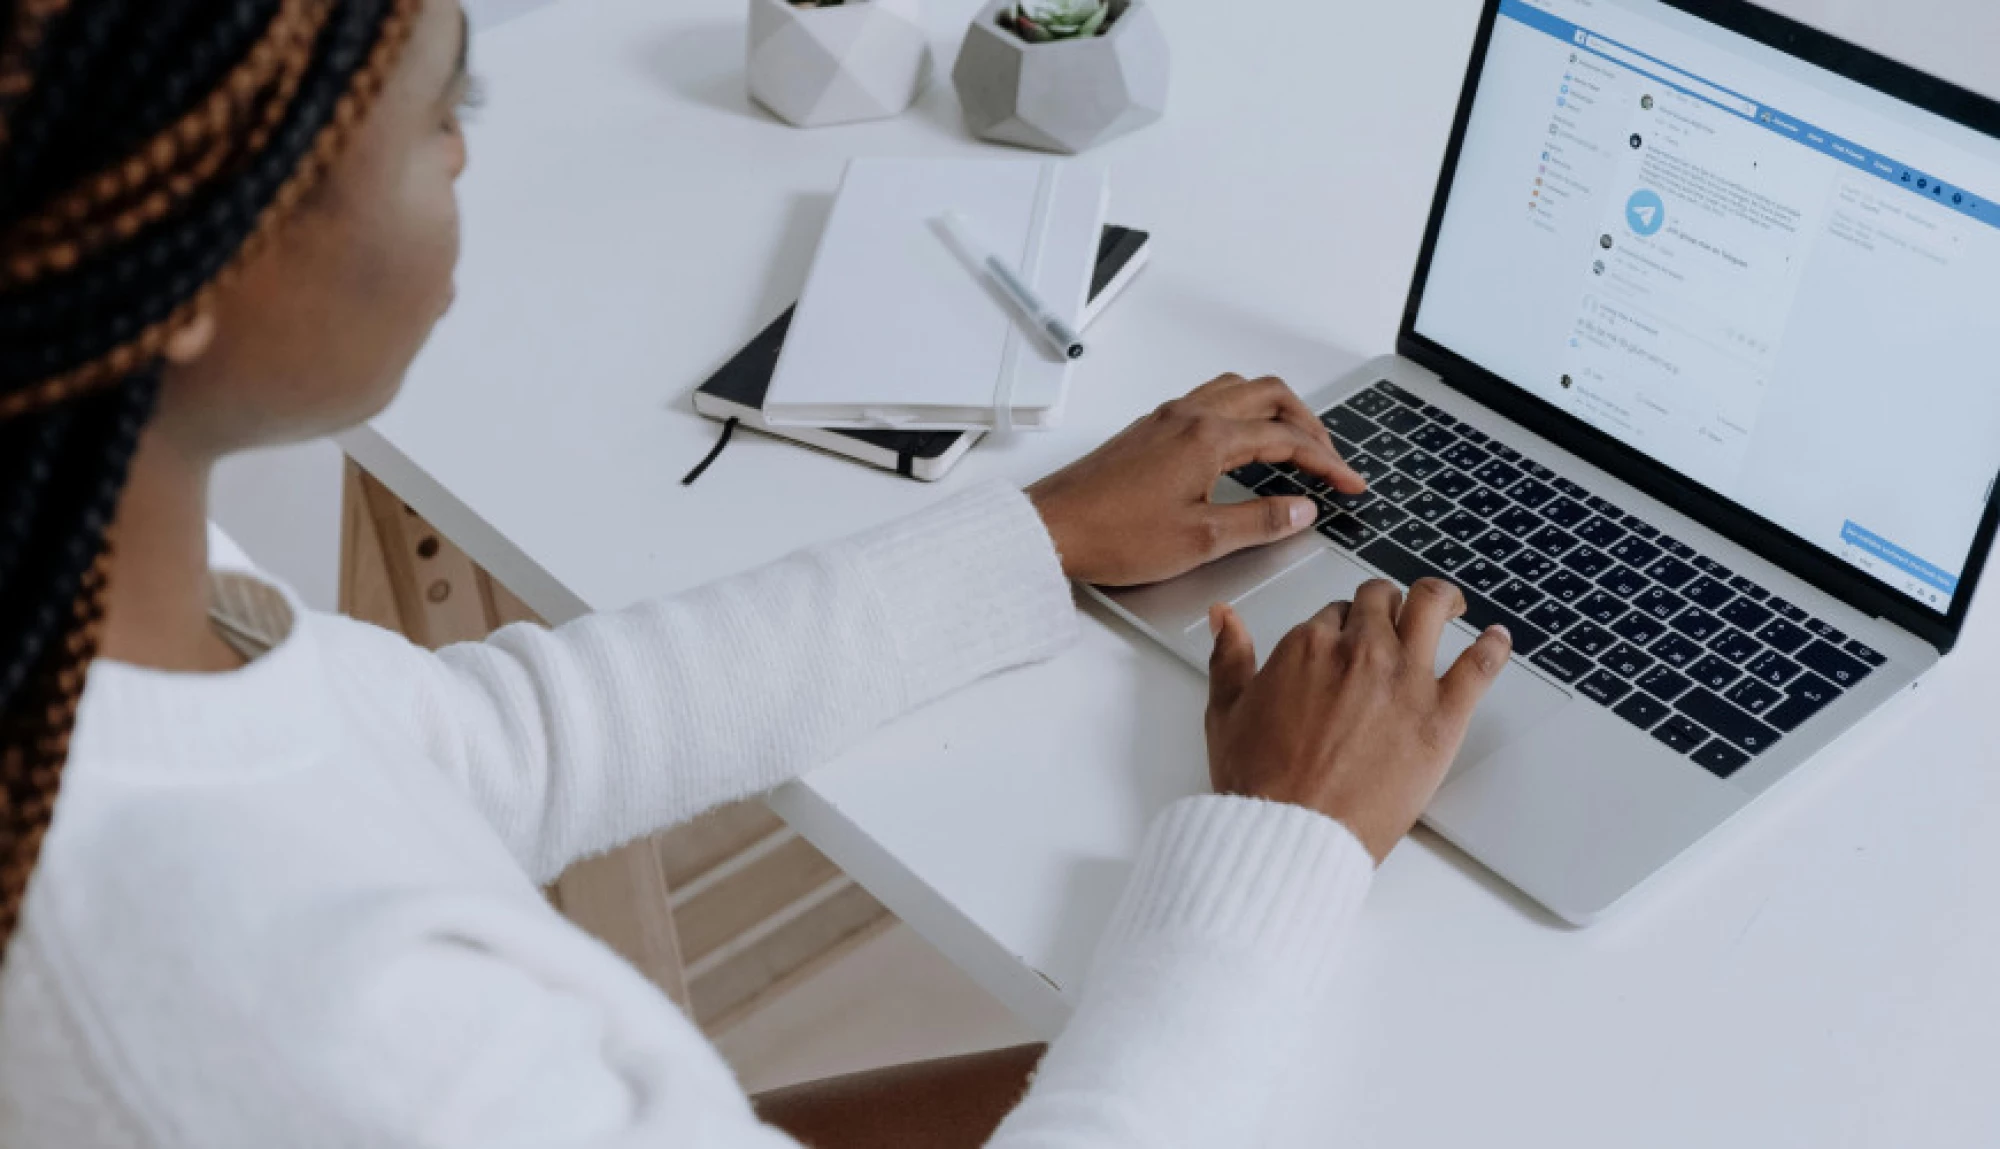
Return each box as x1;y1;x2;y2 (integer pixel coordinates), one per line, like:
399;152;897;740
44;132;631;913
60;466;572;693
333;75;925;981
348;0;2000;1142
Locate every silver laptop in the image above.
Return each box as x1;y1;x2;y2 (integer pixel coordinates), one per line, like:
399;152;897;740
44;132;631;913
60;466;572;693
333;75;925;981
1089;0;2000;923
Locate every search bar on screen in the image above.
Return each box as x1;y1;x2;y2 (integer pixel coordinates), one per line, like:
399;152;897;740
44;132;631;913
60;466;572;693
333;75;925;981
1583;34;1760;119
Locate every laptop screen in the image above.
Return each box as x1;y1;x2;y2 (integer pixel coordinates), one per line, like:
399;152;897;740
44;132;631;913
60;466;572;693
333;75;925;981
1414;0;2000;614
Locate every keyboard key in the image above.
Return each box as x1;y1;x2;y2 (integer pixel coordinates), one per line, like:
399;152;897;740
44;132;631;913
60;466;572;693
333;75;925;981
1707;627;1761;664
1561;545;1614;579
1553;477;1590;501
1493;506;1544;537
1406;491;1455;523
1260;474;1309;500
1541;496;1591;529
1585;495;1622;518
1634;586;1688;621
1471;530;1523;562
1504;550;1557;582
1766;682;1835;733
1726;574;1761;597
1756;618;1812;654
1378;406;1426;436
1692;740;1751;779
1436;510;1487;543
1508;477;1558;510
1543;570;1594;604
1645;555;1699;589
1430;410;1460;428
1368;432;1416;464
1356;501;1409;531
1389;520;1444;553
1804;618;1846;644
1356;539;1548;656
1407;425;1456;454
1319;514;1378;550
1607;535;1662;569
1594;564;1649;599
1682;576;1734;612
1575;590;1628;626
1230;462;1279;489
1668;608;1724;644
1797;640;1869;689
1692;555;1726;576
1455;558;1508;593
1373;473;1424;503
1611;611;1667;646
1637;665;1695;703
1652;714;1707;753
1718;596;1773;633
1346;390;1396;419
1440;441;1490;471
1725;678;1783;717
1602;643;1656;680
1686;654;1742;692
1374;380;1423;407
1650;633;1704;669
1321;407;1380;444
1471;459;1524;490
1526;600;1581;636
1426;469;1477;500
1576;668;1634;707
1345;453;1390;483
1401;452;1446;482
1660;537;1696;561
1459;426;1492;447
1747;649;1802;688
1526;525;1579;559
1844;638;1887;667
1531;643;1591;683
1622;515;1661;539
1493;578;1542;614
1574;516;1627;548
1614;693;1670;732
1525;461;1555;481
1490;444;1522;464
1565;621;1616;658
1772;599;1809;624
1678;688;1782;755
1459;488;1511;518
1423;538;1477;571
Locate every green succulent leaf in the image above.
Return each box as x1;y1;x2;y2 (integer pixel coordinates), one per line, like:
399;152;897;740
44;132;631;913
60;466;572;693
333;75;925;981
1012;0;1110;40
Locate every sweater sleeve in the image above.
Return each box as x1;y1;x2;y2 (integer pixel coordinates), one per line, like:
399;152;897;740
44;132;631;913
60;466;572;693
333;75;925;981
986;795;1376;1148
319;482;1077;883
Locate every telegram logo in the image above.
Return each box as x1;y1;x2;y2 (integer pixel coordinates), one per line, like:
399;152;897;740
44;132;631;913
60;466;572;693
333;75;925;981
1625;188;1666;236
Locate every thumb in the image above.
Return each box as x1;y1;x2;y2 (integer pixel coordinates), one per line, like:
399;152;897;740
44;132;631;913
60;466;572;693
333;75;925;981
1438;624;1513;723
1207;603;1257;716
1201;496;1317;562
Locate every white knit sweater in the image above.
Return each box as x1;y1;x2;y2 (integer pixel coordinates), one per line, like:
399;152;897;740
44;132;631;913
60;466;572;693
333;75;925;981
0;483;1373;1147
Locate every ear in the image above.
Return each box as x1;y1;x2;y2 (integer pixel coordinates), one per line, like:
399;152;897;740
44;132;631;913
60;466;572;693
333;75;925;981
161;309;218;365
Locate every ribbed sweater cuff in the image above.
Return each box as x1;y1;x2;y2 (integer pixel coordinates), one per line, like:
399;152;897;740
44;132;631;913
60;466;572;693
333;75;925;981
1095;795;1375;1002
839;482;1079;708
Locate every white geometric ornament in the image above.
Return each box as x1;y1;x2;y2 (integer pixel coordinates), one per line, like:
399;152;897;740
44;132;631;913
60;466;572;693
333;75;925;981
747;0;934;129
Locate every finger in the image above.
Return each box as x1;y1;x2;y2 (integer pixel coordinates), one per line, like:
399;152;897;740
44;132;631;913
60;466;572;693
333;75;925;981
1217;419;1350;484
1395;578;1468;660
1304;599;1351;633
1224;378;1367;494
1439;625;1515;722
1348;578;1405;635
1195;495;1319;561
1185;373;1249;403
1207;603;1257;715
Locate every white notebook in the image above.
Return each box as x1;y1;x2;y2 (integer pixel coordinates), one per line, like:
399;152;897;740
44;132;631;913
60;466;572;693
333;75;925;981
763;158;1110;432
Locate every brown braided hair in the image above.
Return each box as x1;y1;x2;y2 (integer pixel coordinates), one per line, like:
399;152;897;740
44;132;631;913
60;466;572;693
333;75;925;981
0;0;418;957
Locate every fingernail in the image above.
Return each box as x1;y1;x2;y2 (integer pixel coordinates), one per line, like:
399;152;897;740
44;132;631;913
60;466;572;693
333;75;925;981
1208;605;1224;636
1289;500;1315;528
1491;624;1513;645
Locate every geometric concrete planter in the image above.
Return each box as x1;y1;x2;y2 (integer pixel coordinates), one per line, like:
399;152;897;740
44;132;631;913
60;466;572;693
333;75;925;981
951;0;1169;154
748;0;934;128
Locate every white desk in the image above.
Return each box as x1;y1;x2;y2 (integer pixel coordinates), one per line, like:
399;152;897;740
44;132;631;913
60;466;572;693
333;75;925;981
346;0;2000;1142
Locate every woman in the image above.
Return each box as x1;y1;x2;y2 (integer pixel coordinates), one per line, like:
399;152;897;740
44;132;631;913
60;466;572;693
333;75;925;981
0;1;1513;1145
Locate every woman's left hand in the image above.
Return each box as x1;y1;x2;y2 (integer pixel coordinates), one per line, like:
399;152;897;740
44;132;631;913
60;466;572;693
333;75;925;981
1028;374;1365;587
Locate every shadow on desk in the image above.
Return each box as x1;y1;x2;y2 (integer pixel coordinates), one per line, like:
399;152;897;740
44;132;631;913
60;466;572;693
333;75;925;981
642;19;774;123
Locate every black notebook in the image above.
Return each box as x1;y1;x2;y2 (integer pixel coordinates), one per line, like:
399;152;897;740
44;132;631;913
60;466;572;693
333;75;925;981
691;226;1151;482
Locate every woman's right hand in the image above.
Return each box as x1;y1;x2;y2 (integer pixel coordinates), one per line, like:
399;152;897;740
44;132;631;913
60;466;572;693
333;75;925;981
1204;578;1513;863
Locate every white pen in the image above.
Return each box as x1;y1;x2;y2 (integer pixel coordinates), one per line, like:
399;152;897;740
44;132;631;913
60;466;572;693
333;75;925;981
937;211;1086;361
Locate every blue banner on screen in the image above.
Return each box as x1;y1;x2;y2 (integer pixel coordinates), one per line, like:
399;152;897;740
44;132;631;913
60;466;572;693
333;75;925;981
1841;522;1959;595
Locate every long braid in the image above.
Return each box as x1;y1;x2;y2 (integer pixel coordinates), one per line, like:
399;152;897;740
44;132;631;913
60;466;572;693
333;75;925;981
0;0;416;960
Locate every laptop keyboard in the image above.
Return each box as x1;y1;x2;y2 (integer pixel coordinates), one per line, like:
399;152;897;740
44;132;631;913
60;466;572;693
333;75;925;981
1229;381;1886;781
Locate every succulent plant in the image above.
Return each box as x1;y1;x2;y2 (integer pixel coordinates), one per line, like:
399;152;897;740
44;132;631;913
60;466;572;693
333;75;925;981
1007;0;1111;42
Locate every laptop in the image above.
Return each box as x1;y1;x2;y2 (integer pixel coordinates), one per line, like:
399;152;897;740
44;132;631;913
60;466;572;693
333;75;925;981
1089;0;2000;923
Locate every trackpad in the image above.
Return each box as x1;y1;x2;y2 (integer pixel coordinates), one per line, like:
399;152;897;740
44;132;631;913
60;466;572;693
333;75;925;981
1196;550;1569;774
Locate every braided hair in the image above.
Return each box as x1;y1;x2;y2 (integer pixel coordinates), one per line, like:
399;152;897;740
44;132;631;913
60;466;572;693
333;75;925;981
0;0;418;958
